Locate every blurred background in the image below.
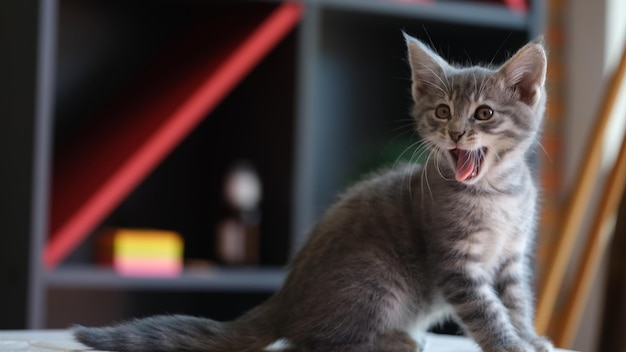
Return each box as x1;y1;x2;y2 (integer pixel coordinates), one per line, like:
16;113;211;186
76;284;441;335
1;1;625;351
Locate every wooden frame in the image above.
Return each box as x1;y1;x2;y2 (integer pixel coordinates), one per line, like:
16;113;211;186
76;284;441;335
536;39;626;347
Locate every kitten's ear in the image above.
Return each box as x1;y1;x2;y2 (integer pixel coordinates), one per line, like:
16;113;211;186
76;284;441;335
404;32;451;98
498;41;547;107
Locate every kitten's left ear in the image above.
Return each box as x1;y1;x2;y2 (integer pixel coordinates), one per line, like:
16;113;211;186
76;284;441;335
498;41;547;107
404;32;452;98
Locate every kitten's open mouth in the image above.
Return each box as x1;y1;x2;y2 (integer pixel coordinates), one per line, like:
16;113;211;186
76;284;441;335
449;148;488;182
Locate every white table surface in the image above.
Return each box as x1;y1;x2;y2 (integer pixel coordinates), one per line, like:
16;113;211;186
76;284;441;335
0;330;577;351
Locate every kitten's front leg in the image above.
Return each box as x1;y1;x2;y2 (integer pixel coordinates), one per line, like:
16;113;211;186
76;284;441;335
440;270;533;352
496;255;553;352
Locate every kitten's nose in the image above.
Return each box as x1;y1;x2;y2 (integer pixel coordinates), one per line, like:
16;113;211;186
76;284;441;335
449;131;465;142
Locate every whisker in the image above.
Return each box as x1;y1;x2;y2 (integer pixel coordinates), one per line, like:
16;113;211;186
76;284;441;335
417;78;447;95
434;147;452;181
421;150;435;202
421;24;436;53
534;137;553;164
402;162;414;197
393;138;423;169
464;48;474;67
409;138;438;201
419;63;450;93
401;139;432;200
472;69;478;97
478;73;489;98
388;121;419;134
415;140;436;161
489;32;512;67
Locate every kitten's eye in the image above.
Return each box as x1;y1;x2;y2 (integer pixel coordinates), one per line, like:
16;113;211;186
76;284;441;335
435;104;451;119
474;105;494;121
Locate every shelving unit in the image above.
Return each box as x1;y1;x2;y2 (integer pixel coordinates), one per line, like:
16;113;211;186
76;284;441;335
1;0;543;329
29;0;302;328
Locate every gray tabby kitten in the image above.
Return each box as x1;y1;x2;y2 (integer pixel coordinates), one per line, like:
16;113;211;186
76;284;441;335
74;34;552;352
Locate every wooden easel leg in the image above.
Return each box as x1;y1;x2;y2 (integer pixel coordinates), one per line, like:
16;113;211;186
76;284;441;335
536;35;626;337
598;191;626;352
553;120;626;347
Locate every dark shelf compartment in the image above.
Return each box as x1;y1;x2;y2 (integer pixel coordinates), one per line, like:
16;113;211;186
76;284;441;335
46;0;302;269
89;29;298;266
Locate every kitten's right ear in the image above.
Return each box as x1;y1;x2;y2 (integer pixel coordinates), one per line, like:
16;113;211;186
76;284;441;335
497;41;547;107
404;32;451;98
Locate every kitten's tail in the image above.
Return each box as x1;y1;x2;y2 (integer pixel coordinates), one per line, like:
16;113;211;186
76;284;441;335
73;303;277;352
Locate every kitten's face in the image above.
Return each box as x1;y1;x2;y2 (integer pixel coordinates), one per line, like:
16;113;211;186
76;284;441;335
405;35;547;185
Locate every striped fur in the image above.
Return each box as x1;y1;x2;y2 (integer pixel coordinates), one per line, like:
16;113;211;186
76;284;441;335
74;35;552;352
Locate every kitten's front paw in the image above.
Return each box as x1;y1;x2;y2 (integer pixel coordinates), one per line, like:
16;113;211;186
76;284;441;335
529;336;553;352
497;337;553;352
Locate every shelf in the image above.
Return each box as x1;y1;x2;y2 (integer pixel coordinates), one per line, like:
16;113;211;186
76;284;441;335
314;0;528;30
44;266;286;292
45;2;302;269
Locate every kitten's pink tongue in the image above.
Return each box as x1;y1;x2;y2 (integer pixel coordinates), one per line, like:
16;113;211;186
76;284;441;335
455;149;475;182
